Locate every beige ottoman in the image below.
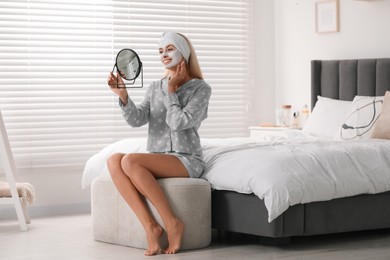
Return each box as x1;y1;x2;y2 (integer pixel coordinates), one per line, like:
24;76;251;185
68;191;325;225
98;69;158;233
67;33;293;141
91;172;212;250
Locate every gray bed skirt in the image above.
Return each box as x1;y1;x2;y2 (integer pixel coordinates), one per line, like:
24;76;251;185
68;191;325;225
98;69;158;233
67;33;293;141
212;190;390;238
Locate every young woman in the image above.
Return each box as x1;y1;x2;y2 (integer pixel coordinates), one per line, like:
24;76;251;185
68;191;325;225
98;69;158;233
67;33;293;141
106;32;211;256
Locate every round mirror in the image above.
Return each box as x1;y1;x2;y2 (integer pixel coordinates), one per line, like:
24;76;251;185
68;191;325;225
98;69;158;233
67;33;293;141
115;49;142;81
111;48;143;88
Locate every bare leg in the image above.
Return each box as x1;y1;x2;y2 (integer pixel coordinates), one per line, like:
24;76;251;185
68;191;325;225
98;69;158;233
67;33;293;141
107;153;163;256
120;153;189;254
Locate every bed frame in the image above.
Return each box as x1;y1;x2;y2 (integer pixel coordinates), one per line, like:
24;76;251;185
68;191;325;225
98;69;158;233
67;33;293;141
212;58;390;242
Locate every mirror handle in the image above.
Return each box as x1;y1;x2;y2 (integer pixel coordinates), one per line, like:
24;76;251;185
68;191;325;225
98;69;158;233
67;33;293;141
111;63;116;74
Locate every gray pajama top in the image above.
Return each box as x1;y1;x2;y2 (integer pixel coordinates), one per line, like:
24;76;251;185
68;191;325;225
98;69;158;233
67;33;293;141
119;77;212;159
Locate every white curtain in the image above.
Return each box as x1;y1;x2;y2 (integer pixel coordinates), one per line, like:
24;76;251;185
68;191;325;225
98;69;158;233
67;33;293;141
0;0;253;175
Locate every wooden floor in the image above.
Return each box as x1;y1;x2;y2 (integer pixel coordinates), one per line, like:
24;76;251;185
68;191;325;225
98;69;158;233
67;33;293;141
1;214;390;260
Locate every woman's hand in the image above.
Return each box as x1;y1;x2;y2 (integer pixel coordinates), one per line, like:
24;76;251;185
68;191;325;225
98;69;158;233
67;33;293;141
168;60;188;93
107;72;128;105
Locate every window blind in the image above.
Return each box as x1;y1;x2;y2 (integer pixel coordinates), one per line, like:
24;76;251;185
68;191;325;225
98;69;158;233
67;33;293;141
0;0;253;175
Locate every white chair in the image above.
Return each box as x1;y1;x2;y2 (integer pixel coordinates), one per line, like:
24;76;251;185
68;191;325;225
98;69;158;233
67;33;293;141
0;109;30;231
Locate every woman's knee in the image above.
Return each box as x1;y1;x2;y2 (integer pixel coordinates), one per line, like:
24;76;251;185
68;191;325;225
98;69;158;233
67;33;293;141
121;153;144;178
107;153;125;177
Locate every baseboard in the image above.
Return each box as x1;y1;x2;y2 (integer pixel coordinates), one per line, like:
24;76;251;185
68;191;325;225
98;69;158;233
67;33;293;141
0;202;91;220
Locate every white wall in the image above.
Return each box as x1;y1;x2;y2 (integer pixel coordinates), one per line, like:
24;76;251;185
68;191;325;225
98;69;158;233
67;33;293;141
0;169;91;219
273;0;390;118
252;0;276;125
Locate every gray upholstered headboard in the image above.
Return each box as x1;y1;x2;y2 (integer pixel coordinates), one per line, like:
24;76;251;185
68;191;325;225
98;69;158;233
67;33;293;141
311;58;390;109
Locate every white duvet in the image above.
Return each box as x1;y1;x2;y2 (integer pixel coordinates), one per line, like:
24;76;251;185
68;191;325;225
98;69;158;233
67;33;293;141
82;132;390;222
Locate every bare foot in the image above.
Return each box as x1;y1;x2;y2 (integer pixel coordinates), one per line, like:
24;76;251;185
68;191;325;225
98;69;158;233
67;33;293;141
161;218;184;254
144;223;163;256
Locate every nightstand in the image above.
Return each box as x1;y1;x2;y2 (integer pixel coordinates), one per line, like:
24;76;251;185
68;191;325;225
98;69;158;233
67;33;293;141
248;126;296;138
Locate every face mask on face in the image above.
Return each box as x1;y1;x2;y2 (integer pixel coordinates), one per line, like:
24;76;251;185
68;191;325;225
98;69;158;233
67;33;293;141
161;48;183;69
158;32;190;64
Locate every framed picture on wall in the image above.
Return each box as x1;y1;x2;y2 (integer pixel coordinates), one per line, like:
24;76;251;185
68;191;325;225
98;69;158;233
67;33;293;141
315;0;339;34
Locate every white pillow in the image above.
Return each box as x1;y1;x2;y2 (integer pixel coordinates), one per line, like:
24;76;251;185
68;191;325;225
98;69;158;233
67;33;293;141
371;91;390;140
302;96;352;139
334;95;384;140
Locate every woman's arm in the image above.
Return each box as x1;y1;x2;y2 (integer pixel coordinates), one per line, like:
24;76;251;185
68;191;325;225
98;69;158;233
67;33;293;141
120;86;151;127
108;72;151;127
107;72;129;105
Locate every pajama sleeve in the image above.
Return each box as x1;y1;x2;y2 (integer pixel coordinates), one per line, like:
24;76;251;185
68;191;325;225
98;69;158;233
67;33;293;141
119;85;151;127
165;84;211;131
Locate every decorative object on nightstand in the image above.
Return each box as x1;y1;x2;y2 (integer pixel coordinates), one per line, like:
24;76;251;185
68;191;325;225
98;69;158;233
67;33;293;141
300;104;310;128
292;112;300;129
275;104;292;127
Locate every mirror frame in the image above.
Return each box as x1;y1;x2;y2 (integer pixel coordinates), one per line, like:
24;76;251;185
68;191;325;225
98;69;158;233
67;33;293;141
111;48;143;88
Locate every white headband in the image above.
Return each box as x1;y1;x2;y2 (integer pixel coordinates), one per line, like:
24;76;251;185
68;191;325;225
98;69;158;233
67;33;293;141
158;32;191;63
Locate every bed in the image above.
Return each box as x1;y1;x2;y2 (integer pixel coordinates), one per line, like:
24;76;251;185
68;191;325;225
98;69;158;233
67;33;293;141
82;58;390;244
210;58;390;242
